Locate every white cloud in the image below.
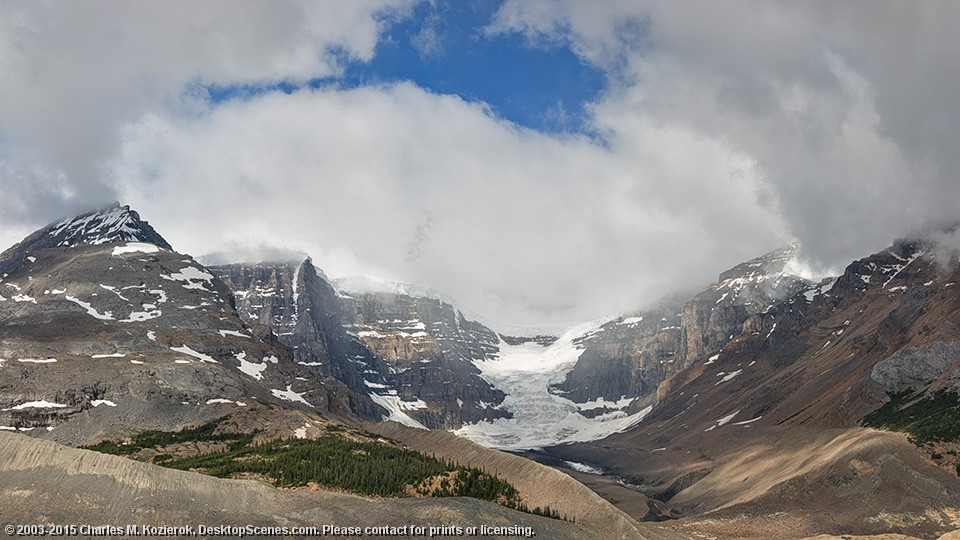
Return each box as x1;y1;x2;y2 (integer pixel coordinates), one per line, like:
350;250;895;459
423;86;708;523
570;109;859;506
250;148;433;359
0;0;416;234
5;2;960;329
490;0;960;270
112;82;786;328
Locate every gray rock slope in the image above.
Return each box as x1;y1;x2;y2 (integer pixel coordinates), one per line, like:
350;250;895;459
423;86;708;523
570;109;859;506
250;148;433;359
0;206;353;444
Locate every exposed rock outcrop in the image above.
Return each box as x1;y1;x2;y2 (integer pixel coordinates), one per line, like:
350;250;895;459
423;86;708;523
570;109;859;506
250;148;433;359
556;245;815;407
211;261;507;429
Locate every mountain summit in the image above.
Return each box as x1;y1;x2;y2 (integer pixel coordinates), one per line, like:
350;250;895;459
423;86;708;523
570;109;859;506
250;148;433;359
0;202;171;275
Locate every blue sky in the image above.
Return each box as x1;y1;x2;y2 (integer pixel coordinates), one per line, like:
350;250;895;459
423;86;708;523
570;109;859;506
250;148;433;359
207;0;606;134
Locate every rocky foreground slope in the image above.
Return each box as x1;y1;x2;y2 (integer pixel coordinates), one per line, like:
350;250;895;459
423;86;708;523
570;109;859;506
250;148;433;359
0;431;594;539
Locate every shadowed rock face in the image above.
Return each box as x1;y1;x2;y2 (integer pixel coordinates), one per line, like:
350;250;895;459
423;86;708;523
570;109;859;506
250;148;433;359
210;260;384;421
211;260;507;430
869;340;960;394
556;245;815;406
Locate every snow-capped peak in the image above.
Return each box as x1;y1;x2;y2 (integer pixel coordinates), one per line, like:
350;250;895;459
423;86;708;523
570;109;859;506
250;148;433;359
45;202;171;249
0;203;172;275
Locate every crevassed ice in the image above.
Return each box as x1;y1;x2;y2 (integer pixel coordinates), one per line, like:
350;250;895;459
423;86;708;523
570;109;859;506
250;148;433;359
455;324;652;450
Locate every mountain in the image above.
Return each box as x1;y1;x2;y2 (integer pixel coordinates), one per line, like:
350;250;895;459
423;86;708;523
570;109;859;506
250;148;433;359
447;245;819;451
209;261;662;445
0;202;170;275
555;245;817;407
210;261;508;429
0;205;354;444
0;204;659;537
539;236;960;538
11;203;960;538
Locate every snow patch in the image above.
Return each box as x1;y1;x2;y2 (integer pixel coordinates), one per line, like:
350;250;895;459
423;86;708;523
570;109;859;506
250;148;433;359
120;308;161;323
91;400;116;407
100;284;128;301
112;242;160;256
18;358;56;364
160;266;215;292
3;400;68;411
170;345;218;363
235;352;268;380
766;322;778;338
575;396;634;411
368;393;428;429
271;386;313;407
564;461;604;475
205;398;235;405
717;411;740;427
218;330;250;339
65;296;114;320
716;369;742;384
91;353;125;358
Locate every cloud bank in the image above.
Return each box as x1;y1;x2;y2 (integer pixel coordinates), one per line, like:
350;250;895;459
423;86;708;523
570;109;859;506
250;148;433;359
2;1;959;329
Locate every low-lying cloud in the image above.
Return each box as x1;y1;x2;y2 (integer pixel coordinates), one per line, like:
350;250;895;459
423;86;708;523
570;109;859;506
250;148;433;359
3;2;959;330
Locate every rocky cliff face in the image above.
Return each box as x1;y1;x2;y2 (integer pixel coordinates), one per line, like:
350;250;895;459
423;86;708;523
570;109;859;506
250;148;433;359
210;260;383;420
552;309;683;406
556;245;816;408
0;207;351;445
339;288;508;428
210;263;508;430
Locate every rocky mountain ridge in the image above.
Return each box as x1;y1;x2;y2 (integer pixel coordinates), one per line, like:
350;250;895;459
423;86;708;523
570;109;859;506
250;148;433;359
0;206;356;444
553;244;817;410
542;235;960;538
210;260;508;430
8;203;960;538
